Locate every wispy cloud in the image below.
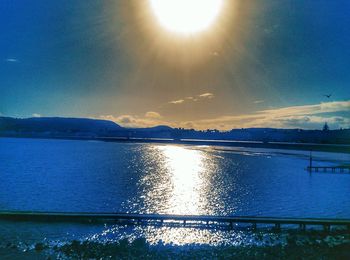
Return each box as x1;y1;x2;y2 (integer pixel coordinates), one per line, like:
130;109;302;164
168;92;215;105
32;113;41;118
100;112;172;128
259;100;350;117
198;92;214;99
253;100;264;104
100;115;138;127
145;111;162;119
5;58;18;63
185;96;198;101
169;99;185;104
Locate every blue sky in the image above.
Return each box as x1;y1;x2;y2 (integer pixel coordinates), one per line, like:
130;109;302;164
1;0;349;130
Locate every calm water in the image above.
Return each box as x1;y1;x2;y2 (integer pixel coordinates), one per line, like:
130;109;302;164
0;137;349;258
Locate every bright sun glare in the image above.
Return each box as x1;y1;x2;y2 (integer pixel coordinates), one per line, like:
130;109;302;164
149;0;224;34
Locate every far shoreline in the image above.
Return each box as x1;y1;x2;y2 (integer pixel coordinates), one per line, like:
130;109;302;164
1;135;350;154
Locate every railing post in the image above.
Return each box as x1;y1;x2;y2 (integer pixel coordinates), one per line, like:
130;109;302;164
252;223;257;231
324;224;330;232
308;150;313;172
275;223;281;231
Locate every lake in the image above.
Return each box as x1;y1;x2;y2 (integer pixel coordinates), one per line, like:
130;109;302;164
0;137;349;258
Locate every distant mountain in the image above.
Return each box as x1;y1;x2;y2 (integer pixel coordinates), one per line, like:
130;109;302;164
0;117;123;136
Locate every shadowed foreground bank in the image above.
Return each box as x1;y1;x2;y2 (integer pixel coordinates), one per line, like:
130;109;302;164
1;234;350;259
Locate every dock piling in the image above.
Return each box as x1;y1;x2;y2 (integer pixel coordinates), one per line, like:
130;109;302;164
309;150;313;170
252;223;257;231
324;225;330;232
274;223;281;231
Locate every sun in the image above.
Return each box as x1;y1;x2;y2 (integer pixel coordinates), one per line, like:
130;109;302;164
149;0;224;35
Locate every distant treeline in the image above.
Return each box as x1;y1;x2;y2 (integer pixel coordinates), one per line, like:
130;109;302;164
1;116;349;144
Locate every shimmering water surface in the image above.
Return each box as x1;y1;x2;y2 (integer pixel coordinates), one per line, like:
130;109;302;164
0;137;349;258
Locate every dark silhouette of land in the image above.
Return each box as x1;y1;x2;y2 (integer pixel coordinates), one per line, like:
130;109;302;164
1;117;349;152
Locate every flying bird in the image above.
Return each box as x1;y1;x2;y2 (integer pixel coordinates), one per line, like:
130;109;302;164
323;94;332;98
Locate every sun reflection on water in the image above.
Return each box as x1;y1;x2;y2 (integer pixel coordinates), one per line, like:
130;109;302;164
133;144;234;244
139;145;221;244
160;145;206;215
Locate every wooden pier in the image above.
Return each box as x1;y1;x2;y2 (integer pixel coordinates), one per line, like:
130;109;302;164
0;211;349;232
307;166;350;173
307;150;350;173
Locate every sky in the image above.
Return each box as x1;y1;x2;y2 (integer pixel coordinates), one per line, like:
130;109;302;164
1;0;349;130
